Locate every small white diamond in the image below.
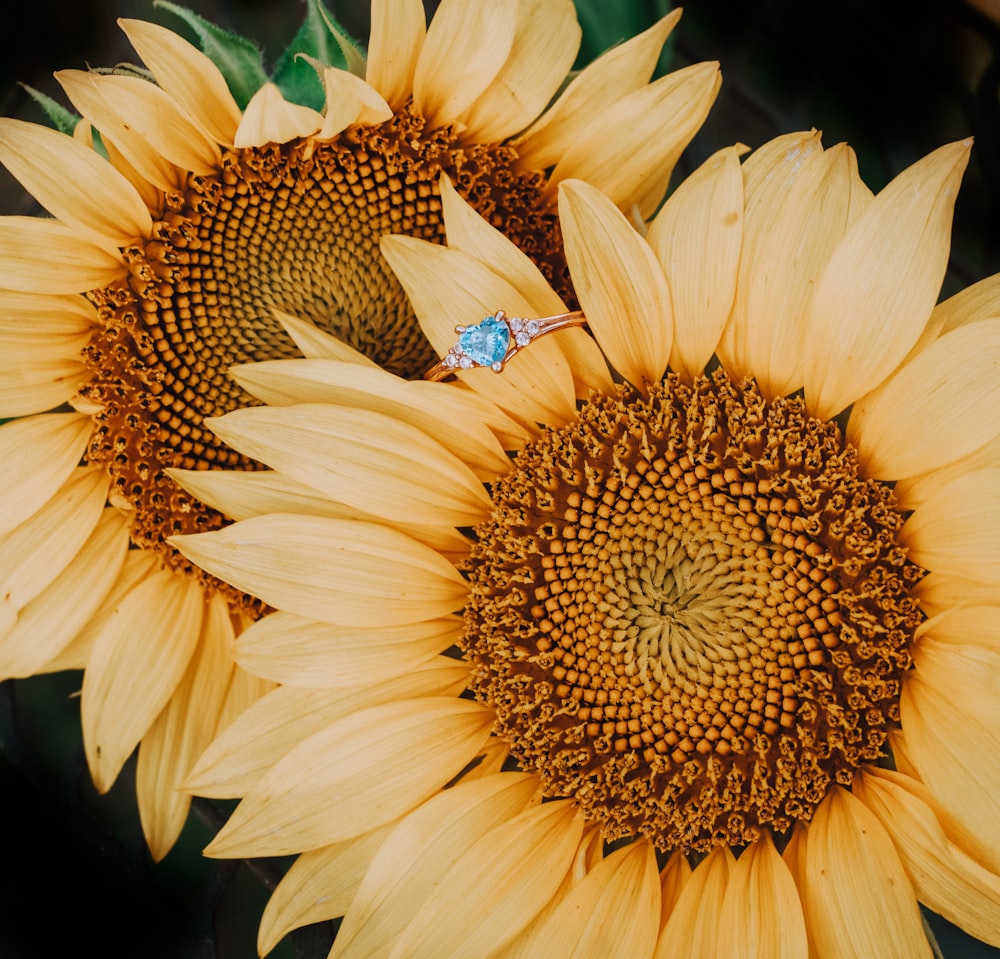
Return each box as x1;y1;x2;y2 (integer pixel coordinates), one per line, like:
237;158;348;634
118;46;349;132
526;320;541;336
509;318;524;332
459;355;474;369
515;331;531;346
444;353;459;367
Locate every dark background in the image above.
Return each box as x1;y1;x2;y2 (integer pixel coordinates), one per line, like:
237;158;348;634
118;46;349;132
2;1;1000;956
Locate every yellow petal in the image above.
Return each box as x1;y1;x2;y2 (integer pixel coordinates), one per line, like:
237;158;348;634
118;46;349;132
168;466;472;564
0;467;107;617
854;766;1000;946
0;509;128;680
328;771;539;959
460;0;580;142
259;824;396;956
317;67;393;139
437;177;613;397
81;567;205;792
513;10;681;170
0;356;90;416
909;272;1000;358
80;72;222;174
916;604;1000;650
207;403;490;527
0;117;151;245
0;413;92;538
0;215;123;293
56;69;182;193
716;835;808;959
848;318;1000;479
183;657;469;798
388;799;584;959
800;139;972;420
901;469;1000;586
118;17;241;146
234;609;460;688
234;83;323;147
914;570;1000;617
722;136;863;398
0;289;98;336
558;178;671;390
229;356;514;479
171;514;468;627
365;0;426;108
798;787;932;959
412;0;517;129
273;309;380;364
548;61;722;219
654;845;733;959
658;850;692;931
894;433;1000;511
204;697;493;857
380;233;577;428
646;145;743;379
519;840;661;959
136;590;235;860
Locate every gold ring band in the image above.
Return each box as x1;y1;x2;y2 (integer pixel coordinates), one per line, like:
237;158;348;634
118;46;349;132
424;309;587;382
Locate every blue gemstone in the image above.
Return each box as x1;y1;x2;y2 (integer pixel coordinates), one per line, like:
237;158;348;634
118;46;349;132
458;314;510;367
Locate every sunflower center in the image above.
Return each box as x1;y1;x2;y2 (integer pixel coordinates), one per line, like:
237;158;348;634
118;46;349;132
79;101;568;595
464;370;923;851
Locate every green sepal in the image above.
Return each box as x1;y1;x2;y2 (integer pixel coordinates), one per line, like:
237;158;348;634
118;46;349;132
572;0;675;76
271;0;367;111
20;84;80;136
154;0;270;109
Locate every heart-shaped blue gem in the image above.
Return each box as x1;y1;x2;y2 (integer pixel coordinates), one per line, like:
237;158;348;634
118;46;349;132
458;314;510;367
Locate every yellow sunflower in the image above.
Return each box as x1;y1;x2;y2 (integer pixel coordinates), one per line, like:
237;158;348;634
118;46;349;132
0;0;719;860
171;129;1000;957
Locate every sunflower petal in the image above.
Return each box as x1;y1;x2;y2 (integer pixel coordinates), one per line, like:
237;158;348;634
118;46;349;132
0;117;151;245
894;433;1000;511
559;178;672;390
317;67;393;139
234;83;324;147
81;567;205;792
365;0;427;108
229;356;515;478
437;176;613;397
171;514;468;627
548;61;722;218
909;272;1000;357
848;319;1000;479
207;403;491;527
854;766;1000;946
0;413;92;538
517;840;661;959
647;145;744;379
901;469;1000;586
460;0;580;142
204;697;493;857
233;609;461;687
412;0;517;129
513;10;681;170
380;233;577;428
797;787;932;958
716;835;808;959
0;215;123;294
259;824;397;956
182;657;469;798
659;850;693;930
800;139;972;420
136;590;235;860
0;509;128;680
387;799;584;959
328;772;539;959
273;309;380;364
654;846;733;958
118;17;241;145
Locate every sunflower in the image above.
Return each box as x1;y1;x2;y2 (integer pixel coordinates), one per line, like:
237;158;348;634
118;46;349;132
0;0;719;860
170;129;1000;957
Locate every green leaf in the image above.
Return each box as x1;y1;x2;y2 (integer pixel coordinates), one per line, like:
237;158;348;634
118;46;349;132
20;85;80;136
154;0;270;109
572;0;675;76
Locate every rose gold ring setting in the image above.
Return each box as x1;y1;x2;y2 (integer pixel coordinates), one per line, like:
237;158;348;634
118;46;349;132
424;308;587;382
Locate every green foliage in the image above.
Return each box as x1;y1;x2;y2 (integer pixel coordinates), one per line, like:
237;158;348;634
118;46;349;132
20;85;80;136
572;0;675;75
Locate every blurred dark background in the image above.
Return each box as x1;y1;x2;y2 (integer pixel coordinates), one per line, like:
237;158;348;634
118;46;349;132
2;1;1000;957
